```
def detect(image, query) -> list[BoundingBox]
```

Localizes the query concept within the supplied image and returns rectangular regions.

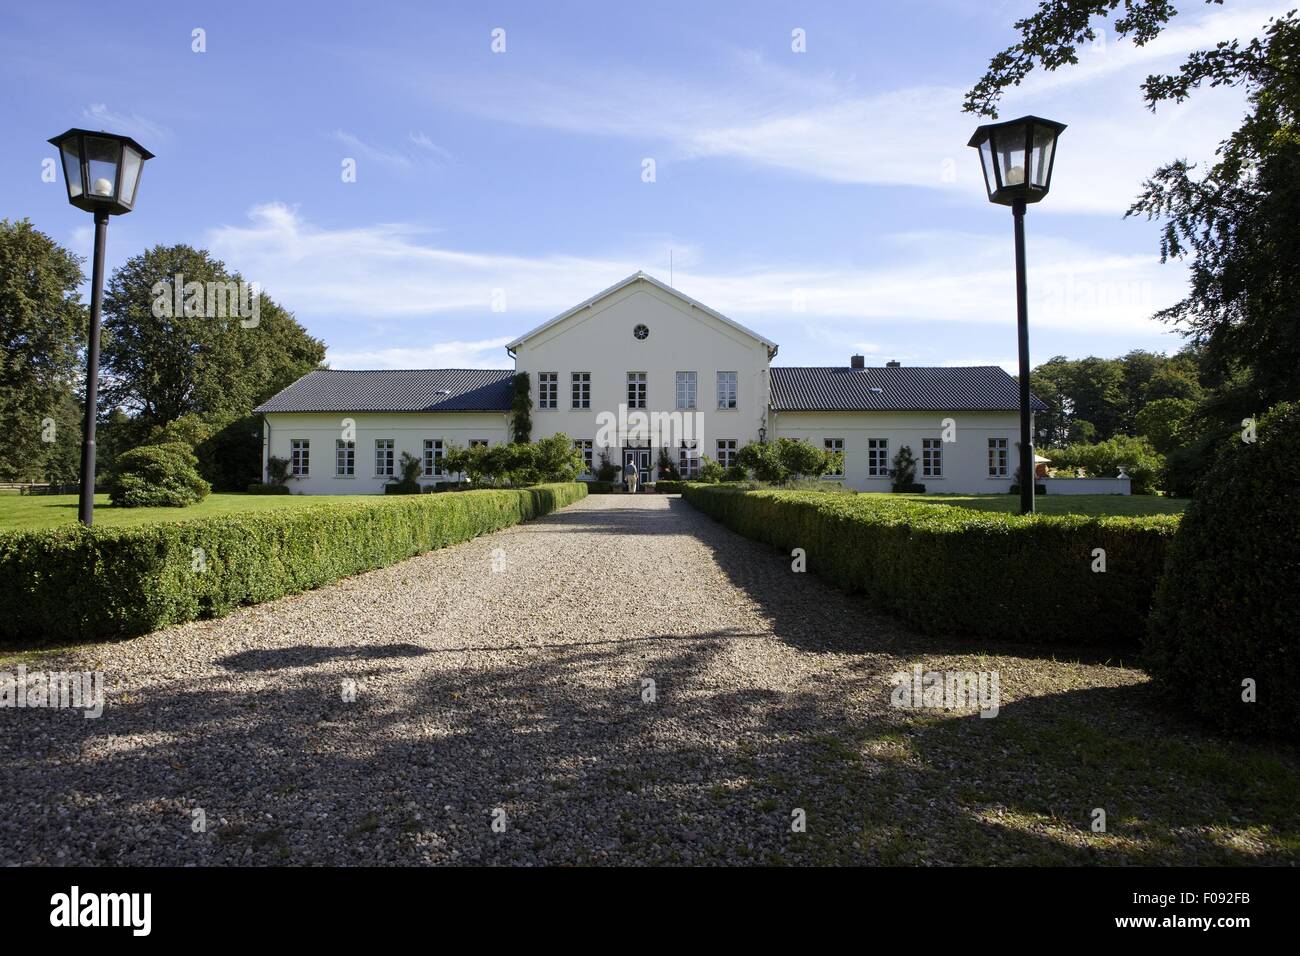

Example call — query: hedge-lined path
[2,493,1297,865]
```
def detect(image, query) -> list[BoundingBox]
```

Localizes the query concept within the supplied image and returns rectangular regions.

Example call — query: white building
[256,273,1039,494]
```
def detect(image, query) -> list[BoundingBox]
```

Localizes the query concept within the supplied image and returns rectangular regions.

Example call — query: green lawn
[890,493,1189,517]
[0,491,379,531]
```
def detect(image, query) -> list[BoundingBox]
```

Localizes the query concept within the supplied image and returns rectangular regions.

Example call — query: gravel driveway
[2,494,1293,865]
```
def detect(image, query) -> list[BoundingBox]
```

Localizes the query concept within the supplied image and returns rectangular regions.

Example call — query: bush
[385,451,424,494]
[681,484,1177,645]
[246,483,290,495]
[654,480,689,494]
[0,482,588,643]
[889,445,919,493]
[595,450,620,482]
[697,456,725,483]
[1044,436,1164,494]
[1144,402,1300,737]
[107,442,211,508]
[583,480,616,494]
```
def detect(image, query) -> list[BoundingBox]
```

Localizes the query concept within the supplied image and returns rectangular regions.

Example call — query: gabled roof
[505,271,779,356]
[255,368,514,413]
[770,366,1047,413]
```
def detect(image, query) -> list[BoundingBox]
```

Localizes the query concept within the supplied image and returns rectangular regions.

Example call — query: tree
[969,3,1300,431]
[889,445,919,492]
[533,434,585,482]
[1135,397,1198,455]
[737,441,787,482]
[0,220,85,481]
[102,244,324,426]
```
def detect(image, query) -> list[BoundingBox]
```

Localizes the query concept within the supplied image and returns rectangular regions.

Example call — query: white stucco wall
[772,410,1026,494]
[262,412,510,495]
[513,282,771,474]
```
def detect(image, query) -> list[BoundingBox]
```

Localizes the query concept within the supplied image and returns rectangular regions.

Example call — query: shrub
[656,447,681,481]
[1144,402,1300,737]
[107,442,211,508]
[0,482,588,643]
[1044,436,1164,494]
[583,480,616,494]
[246,483,290,495]
[654,480,689,494]
[737,442,787,482]
[889,445,918,493]
[533,433,585,483]
[595,450,620,482]
[681,484,1177,645]
[384,451,424,494]
[697,456,725,483]
[266,455,290,486]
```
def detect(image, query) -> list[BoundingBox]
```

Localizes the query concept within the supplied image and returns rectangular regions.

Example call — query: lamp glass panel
[978,138,997,196]
[1031,124,1056,189]
[119,146,143,206]
[59,139,83,198]
[994,124,1028,190]
[84,136,122,200]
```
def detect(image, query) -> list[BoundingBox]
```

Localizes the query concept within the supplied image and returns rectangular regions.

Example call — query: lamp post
[967,115,1065,515]
[48,129,153,525]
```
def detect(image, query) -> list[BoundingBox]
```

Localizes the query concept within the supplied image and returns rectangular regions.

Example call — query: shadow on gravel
[219,643,431,672]
[4,629,1296,867]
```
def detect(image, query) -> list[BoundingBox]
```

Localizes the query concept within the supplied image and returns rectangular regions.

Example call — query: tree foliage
[0,220,85,481]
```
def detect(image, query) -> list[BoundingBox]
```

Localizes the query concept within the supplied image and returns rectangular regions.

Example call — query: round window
[633,324,649,340]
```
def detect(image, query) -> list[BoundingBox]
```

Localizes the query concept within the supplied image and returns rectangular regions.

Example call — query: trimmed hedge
[1145,402,1300,737]
[583,481,616,494]
[246,483,291,495]
[0,483,587,644]
[681,484,1177,645]
[654,480,689,494]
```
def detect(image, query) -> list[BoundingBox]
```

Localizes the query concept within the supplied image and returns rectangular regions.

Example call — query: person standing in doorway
[623,455,639,494]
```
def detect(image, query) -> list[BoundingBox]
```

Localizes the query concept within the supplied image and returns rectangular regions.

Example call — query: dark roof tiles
[770,365,1046,412]
[255,368,515,413]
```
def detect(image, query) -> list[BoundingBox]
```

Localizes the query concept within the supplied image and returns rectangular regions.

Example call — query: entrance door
[623,446,652,487]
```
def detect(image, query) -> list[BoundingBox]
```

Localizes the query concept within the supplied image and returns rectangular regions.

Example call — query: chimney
[850,355,865,369]
[886,360,901,368]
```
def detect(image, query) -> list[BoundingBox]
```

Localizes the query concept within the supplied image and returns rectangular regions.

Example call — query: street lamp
[48,129,153,525]
[968,115,1065,515]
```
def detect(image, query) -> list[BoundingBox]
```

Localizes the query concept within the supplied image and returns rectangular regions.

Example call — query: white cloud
[205,204,1185,352]
[82,103,168,142]
[419,1,1286,215]
[332,130,450,171]
[327,338,512,370]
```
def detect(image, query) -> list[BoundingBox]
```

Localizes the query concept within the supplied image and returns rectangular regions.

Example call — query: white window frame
[675,371,697,410]
[679,440,699,478]
[290,439,310,477]
[424,439,444,477]
[824,438,844,477]
[716,371,738,410]
[571,372,591,410]
[716,439,738,471]
[538,372,558,410]
[375,438,395,477]
[627,372,647,409]
[867,438,888,478]
[335,439,354,477]
[988,438,1009,477]
[574,439,594,475]
[922,438,943,478]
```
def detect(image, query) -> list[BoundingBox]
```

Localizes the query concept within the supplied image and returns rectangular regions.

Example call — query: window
[824,438,844,477]
[574,439,593,474]
[469,439,489,449]
[922,438,943,478]
[867,438,889,477]
[424,439,444,477]
[716,439,738,470]
[717,371,738,409]
[375,439,395,477]
[571,372,590,409]
[627,372,647,409]
[676,371,697,410]
[538,372,558,409]
[988,438,1009,477]
[335,440,354,477]
[679,440,699,478]
[290,439,310,476]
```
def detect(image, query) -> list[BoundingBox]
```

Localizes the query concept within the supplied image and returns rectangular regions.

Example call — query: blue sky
[3,0,1287,371]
